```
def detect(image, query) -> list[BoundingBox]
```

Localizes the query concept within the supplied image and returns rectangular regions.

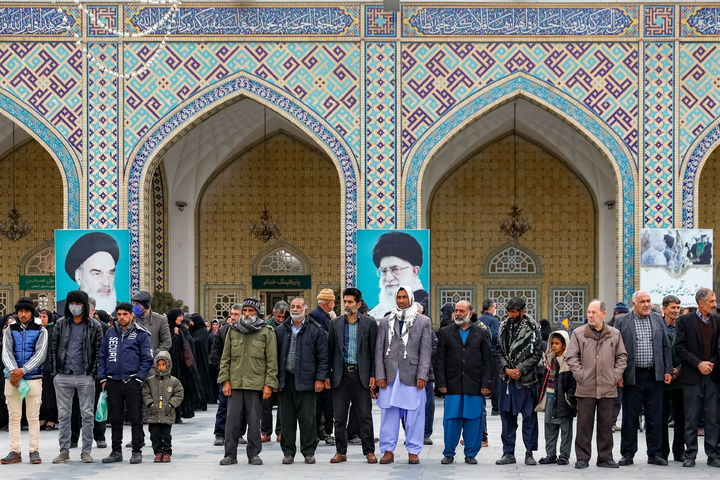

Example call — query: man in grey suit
[326,287,378,464]
[375,286,432,465]
[614,290,672,466]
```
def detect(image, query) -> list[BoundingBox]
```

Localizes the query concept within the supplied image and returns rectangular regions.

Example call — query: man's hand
[101,381,106,391]
[262,385,272,400]
[416,379,427,390]
[699,361,714,375]
[505,367,521,381]
[439,387,447,394]
[222,381,232,397]
[369,377,375,390]
[314,380,325,393]
[617,377,623,387]
[10,368,23,387]
[481,388,491,396]
[376,379,387,389]
[664,373,672,384]
[325,379,331,390]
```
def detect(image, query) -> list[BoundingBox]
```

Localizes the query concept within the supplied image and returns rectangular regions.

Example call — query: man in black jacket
[326,288,377,464]
[436,300,491,465]
[50,290,104,464]
[275,297,328,465]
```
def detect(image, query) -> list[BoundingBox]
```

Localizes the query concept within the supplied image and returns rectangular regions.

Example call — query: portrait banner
[639,228,713,305]
[356,229,430,319]
[55,229,130,313]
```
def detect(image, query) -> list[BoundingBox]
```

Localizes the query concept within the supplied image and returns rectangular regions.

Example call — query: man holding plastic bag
[1,298,48,465]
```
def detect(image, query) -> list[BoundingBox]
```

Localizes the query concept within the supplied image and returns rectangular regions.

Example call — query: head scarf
[386,286,418,359]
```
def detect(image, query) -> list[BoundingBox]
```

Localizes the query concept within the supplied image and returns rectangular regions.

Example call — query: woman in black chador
[188,313,217,406]
[166,309,203,421]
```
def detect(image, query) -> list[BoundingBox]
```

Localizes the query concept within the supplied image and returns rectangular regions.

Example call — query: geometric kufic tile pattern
[124,42,360,166]
[643,43,674,227]
[87,5,118,38]
[152,165,165,292]
[0,42,83,156]
[679,44,720,164]
[87,43,119,228]
[401,43,639,163]
[365,43,396,228]
[644,5,675,37]
[365,6,396,38]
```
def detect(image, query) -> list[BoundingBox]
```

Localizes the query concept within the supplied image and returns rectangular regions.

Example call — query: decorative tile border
[0,6,80,36]
[366,5,396,37]
[682,120,720,227]
[644,5,675,37]
[682,7,720,36]
[87,5,118,38]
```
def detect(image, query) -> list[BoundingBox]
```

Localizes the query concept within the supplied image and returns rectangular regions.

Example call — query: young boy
[535,330,576,465]
[142,351,184,463]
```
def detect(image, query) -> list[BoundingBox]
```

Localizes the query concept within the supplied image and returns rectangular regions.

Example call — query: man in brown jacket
[566,300,627,469]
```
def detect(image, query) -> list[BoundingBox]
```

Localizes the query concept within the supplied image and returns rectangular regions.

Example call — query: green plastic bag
[3,368,29,402]
[95,391,108,422]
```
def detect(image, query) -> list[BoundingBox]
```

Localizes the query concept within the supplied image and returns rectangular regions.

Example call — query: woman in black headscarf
[166,309,203,421]
[189,313,216,405]
[39,309,57,430]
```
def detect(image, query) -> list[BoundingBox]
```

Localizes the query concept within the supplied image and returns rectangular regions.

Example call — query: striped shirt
[344,319,359,365]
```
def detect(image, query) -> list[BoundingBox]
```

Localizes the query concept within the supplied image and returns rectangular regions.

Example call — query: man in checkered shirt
[613,291,672,467]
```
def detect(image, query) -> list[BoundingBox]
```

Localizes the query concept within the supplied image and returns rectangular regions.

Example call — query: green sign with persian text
[252,275,311,290]
[19,275,55,290]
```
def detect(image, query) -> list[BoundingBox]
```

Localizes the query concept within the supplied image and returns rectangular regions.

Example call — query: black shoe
[129,452,142,464]
[70,442,78,449]
[538,455,557,464]
[597,460,620,468]
[674,454,685,462]
[125,441,145,448]
[647,456,668,466]
[708,458,720,467]
[465,456,477,465]
[214,436,225,446]
[683,458,695,467]
[102,451,123,463]
[525,451,537,465]
[496,454,516,465]
[219,456,237,465]
[575,460,589,469]
[557,456,569,465]
[325,436,335,446]
[282,455,294,464]
[348,437,362,445]
[491,409,500,416]
[618,455,634,466]
[29,451,42,464]
[304,455,316,464]
[248,456,263,465]
[441,456,454,464]
[96,440,107,449]
[238,436,247,445]
[424,436,433,445]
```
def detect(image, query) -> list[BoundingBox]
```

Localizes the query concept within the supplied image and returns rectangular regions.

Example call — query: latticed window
[553,289,585,324]
[213,292,239,320]
[0,290,8,315]
[28,292,55,312]
[488,289,537,318]
[25,246,55,275]
[488,246,536,274]
[258,249,304,274]
[440,289,472,307]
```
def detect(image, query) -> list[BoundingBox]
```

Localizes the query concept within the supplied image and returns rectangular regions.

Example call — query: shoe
[80,452,93,463]
[261,434,271,443]
[214,435,225,446]
[317,431,327,441]
[238,436,247,445]
[525,451,537,465]
[539,455,557,464]
[282,455,294,464]
[482,439,489,447]
[708,458,720,467]
[491,409,500,416]
[330,453,347,463]
[304,455,315,464]
[647,456,668,466]
[325,436,336,446]
[674,454,685,462]
[102,451,123,463]
[70,442,78,449]
[349,437,362,445]
[575,459,589,468]
[248,455,263,465]
[597,460,620,468]
[53,452,70,464]
[366,453,378,463]
[496,454,516,465]
[441,456,454,464]
[612,424,621,432]
[557,456,569,465]
[683,458,695,467]
[175,418,183,424]
[460,439,465,445]
[96,440,107,449]
[154,454,163,463]
[465,456,477,464]
[219,456,237,465]
[424,436,433,445]
[618,455,634,466]
[125,441,145,448]
[29,451,42,464]
[408,454,419,464]
[162,454,171,463]
[379,451,394,464]
[129,452,142,464]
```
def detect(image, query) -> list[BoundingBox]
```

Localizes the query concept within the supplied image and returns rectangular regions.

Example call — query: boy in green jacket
[142,351,184,463]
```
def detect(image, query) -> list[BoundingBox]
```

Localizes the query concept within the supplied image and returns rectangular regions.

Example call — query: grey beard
[290,312,304,321]
[453,314,470,325]
[344,307,358,315]
[242,315,256,324]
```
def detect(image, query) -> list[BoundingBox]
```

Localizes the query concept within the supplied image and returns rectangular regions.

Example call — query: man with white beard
[436,300,492,465]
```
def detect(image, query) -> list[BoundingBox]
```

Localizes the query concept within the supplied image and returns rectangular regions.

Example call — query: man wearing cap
[130,291,171,357]
[62,232,120,313]
[1,298,48,465]
[309,288,336,445]
[369,232,428,319]
[218,298,278,466]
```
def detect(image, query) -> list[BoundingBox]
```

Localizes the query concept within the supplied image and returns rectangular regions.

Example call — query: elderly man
[218,298,278,466]
[309,289,335,445]
[660,294,684,463]
[275,297,328,464]
[1,298,48,465]
[210,304,243,447]
[675,287,720,467]
[495,297,544,466]
[375,286,432,465]
[62,232,119,313]
[437,300,492,465]
[369,232,428,318]
[565,300,627,469]
[261,301,288,442]
[614,290,672,466]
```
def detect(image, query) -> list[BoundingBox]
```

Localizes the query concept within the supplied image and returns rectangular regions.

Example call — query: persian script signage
[19,276,56,291]
[252,275,312,290]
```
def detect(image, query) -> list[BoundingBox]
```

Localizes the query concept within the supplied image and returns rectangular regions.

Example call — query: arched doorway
[697,146,720,292]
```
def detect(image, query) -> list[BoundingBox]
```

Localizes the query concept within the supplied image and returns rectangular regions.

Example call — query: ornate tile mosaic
[644,5,675,37]
[87,5,118,38]
[365,6,396,37]
[643,43,674,227]
[87,43,119,228]
[0,42,83,156]
[401,43,639,162]
[124,5,360,36]
[402,6,639,37]
[123,42,360,166]
[0,6,80,36]
[152,166,165,292]
[365,43,396,228]
[681,7,720,36]
[682,122,720,227]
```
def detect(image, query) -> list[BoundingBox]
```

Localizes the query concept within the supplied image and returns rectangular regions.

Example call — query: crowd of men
[2,284,720,470]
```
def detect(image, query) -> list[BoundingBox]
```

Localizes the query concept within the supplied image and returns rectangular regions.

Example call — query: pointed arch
[251,240,312,276]
[679,117,720,228]
[482,240,543,277]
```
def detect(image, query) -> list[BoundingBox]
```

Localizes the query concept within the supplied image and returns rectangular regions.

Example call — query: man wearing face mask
[436,300,492,465]
[50,290,104,464]
[130,291,171,358]
[218,298,278,466]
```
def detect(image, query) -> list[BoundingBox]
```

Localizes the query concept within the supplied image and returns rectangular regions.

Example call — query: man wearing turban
[62,232,120,313]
